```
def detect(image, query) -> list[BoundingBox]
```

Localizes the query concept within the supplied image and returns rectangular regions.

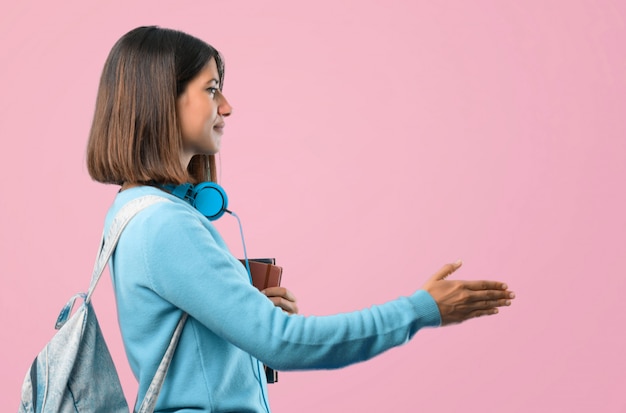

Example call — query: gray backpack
[19,195,186,413]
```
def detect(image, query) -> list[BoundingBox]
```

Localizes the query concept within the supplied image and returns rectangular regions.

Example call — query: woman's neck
[120,182,141,192]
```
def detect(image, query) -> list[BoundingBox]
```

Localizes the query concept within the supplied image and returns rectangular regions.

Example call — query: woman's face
[176,57,232,166]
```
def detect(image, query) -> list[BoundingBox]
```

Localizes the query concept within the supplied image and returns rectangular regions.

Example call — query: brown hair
[86,26,224,185]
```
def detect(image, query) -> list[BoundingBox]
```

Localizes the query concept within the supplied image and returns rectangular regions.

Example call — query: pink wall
[2,1,625,411]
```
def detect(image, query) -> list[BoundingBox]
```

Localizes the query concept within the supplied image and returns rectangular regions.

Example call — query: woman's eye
[206,87,218,97]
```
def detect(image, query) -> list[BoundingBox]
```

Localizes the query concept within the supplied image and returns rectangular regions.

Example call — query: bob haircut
[87,26,224,185]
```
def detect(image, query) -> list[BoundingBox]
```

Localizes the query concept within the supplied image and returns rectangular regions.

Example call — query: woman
[87,26,514,412]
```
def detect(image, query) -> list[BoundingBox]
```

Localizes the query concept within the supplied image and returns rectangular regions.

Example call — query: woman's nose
[218,94,232,117]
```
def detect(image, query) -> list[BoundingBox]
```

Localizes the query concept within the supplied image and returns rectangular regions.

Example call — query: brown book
[245,259,282,291]
[239,258,282,384]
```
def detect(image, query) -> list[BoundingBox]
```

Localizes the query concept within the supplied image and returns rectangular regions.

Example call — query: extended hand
[422,261,514,326]
[262,287,299,315]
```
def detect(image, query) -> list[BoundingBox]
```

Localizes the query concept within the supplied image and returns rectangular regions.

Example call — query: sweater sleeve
[125,201,441,371]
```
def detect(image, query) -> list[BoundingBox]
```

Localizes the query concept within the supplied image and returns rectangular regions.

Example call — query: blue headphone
[162,182,229,221]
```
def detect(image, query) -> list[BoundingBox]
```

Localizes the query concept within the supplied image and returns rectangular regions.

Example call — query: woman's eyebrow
[206,78,220,85]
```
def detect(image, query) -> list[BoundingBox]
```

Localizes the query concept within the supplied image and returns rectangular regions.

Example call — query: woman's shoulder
[104,186,204,234]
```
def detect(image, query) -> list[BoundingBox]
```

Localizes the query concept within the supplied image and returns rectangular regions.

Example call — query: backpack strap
[85,195,168,303]
[136,312,189,413]
[84,194,189,412]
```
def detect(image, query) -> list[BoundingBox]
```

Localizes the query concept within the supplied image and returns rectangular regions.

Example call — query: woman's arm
[121,201,511,371]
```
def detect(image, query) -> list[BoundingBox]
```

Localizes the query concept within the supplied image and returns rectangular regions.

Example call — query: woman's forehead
[197,58,220,83]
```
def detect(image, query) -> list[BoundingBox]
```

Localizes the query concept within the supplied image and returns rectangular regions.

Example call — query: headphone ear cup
[191,182,229,221]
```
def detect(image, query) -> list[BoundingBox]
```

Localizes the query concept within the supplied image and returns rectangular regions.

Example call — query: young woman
[87,26,514,412]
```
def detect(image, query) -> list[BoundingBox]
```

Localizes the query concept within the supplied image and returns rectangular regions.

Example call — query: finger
[467,307,500,320]
[430,260,463,282]
[467,290,515,303]
[262,287,297,303]
[469,298,512,310]
[268,297,299,314]
[464,280,509,291]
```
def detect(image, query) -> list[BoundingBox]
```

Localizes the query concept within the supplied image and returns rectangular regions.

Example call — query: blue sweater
[104,186,442,412]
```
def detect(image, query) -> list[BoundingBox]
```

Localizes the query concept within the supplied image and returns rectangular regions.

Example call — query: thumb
[430,260,463,281]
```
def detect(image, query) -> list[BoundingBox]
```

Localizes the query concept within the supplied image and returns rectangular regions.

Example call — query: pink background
[1,1,625,412]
